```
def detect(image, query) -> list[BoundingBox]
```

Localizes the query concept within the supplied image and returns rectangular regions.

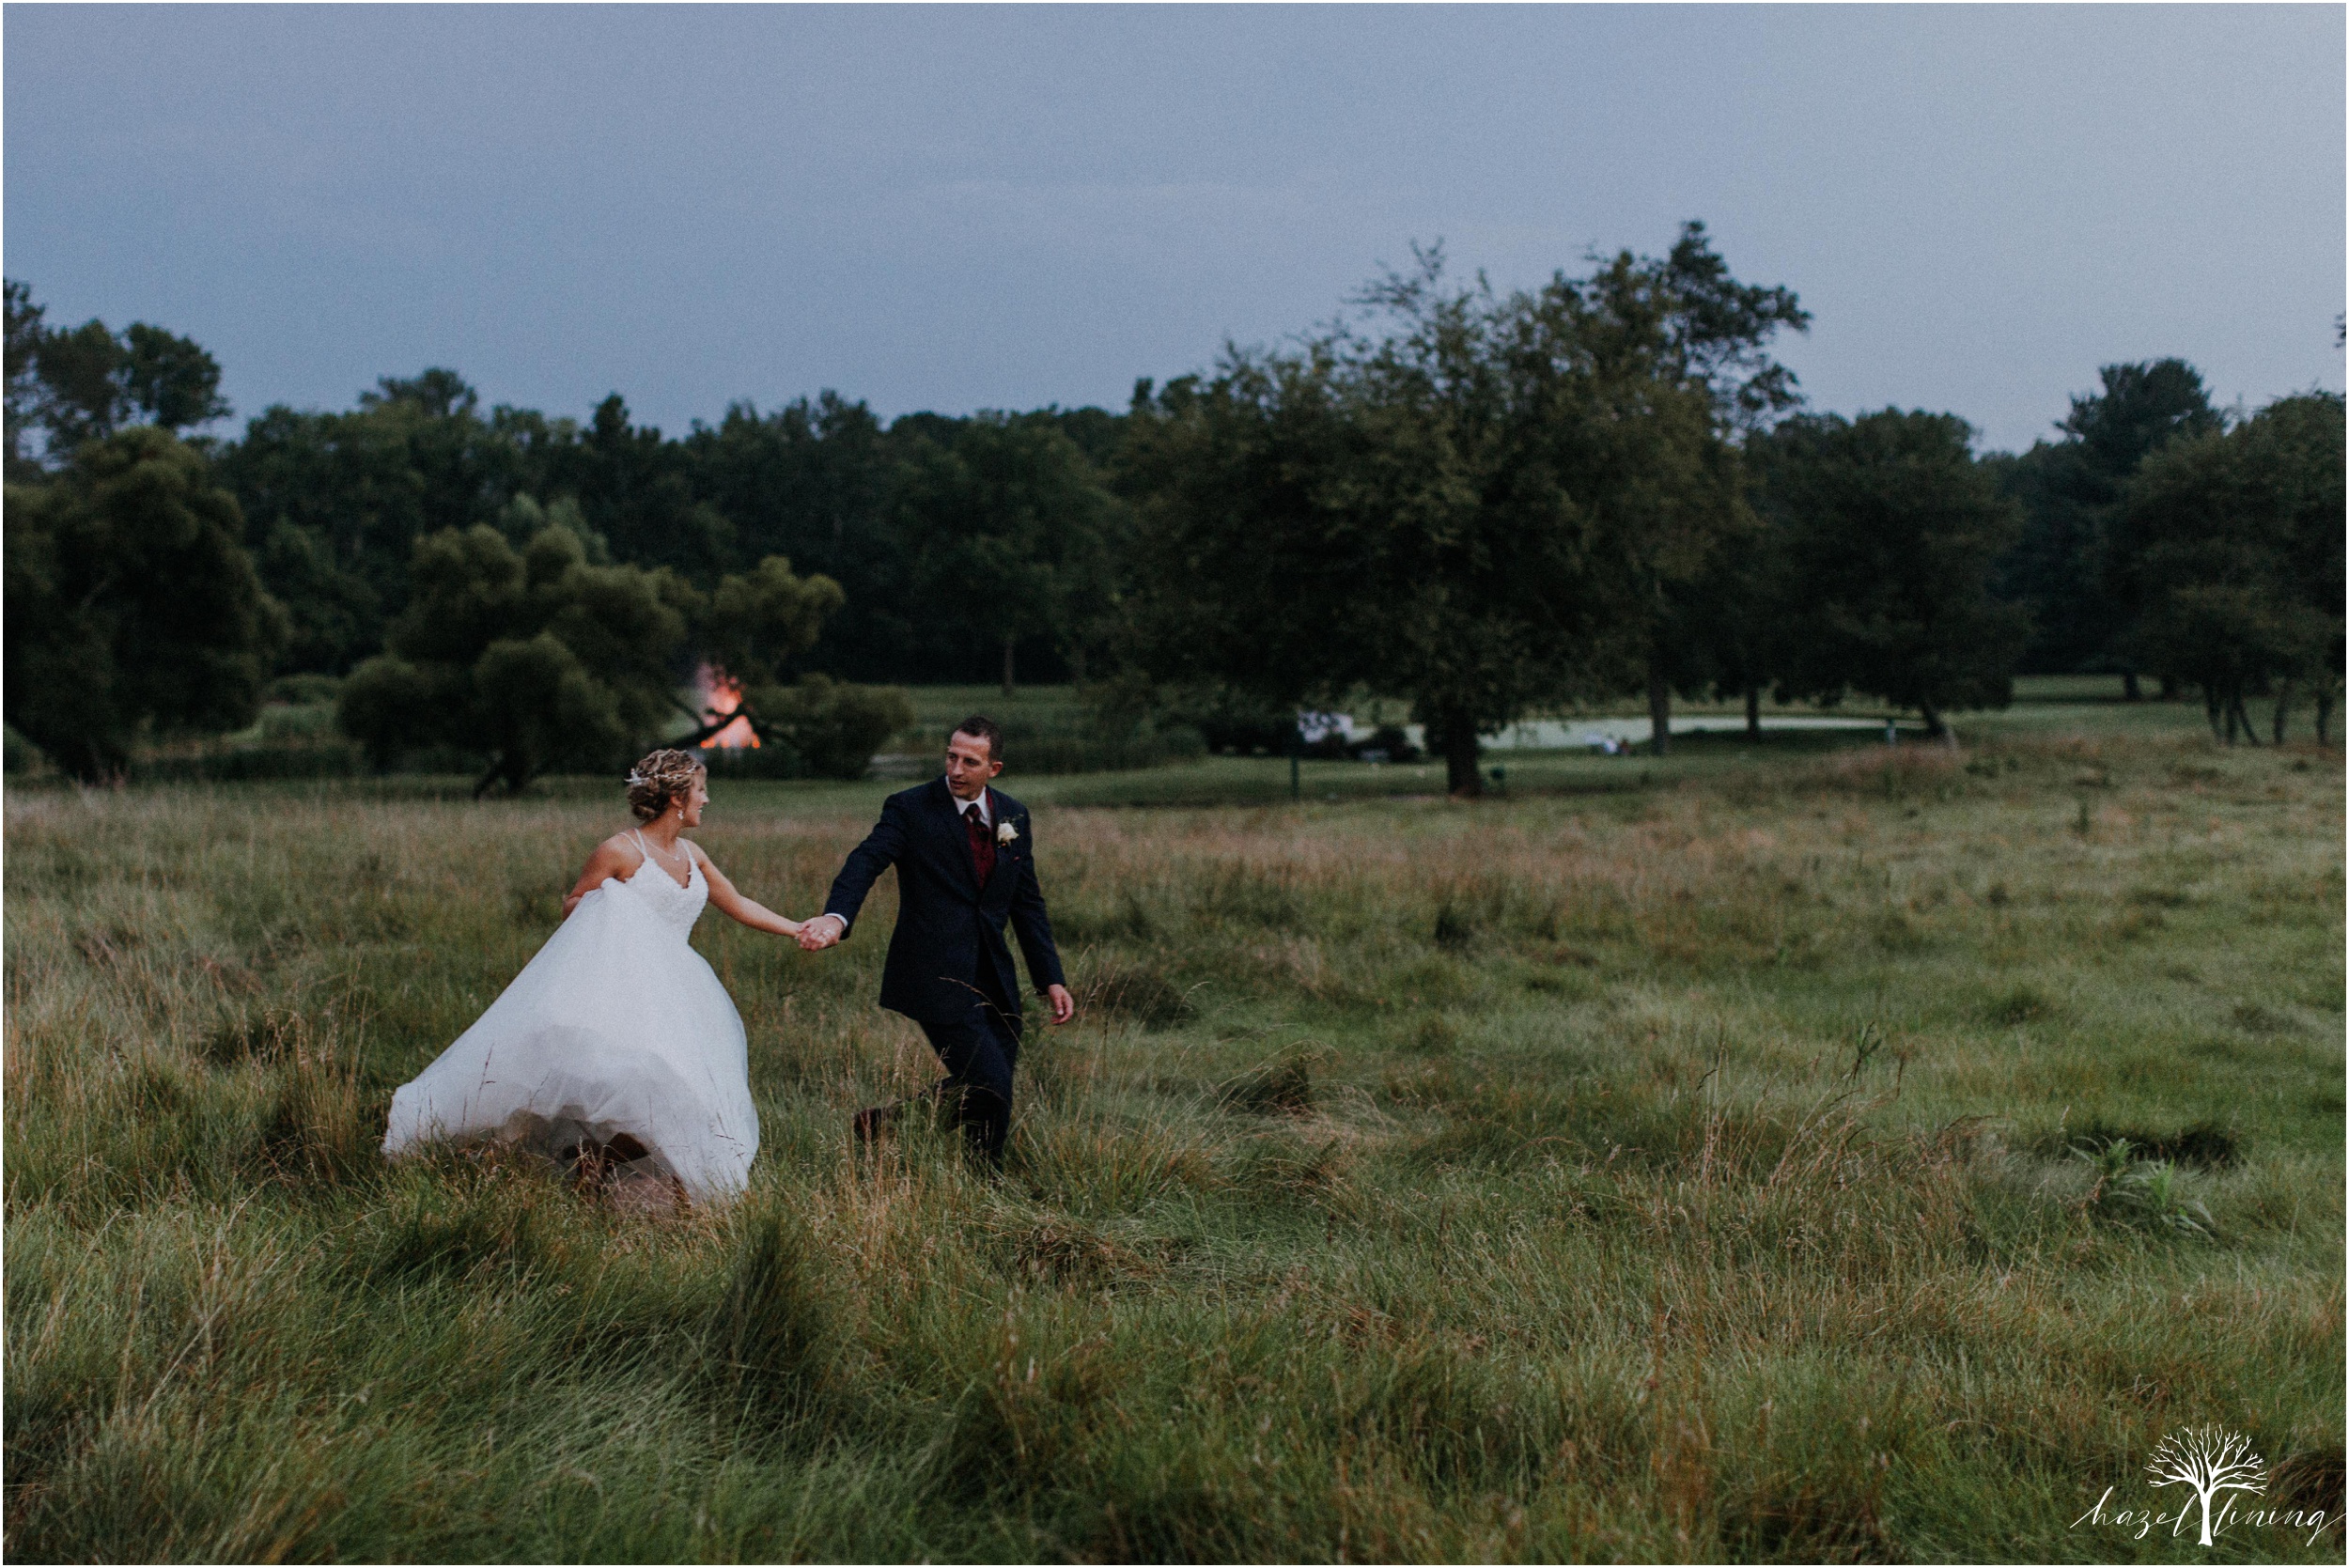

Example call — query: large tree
[336,520,880,791]
[1757,410,2029,738]
[1121,226,1802,794]
[1,286,231,463]
[5,427,284,779]
[694,551,911,777]
[1993,359,2221,684]
[1119,355,1377,744]
[554,394,735,583]
[220,370,558,674]
[895,411,1121,692]
[6,282,47,477]
[1124,261,1609,796]
[336,523,702,794]
[1651,499,1788,737]
[683,393,912,679]
[211,358,1135,690]
[1563,228,1809,754]
[2114,392,2344,743]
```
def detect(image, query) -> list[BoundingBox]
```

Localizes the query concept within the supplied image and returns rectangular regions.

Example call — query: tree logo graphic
[2146,1426,2268,1546]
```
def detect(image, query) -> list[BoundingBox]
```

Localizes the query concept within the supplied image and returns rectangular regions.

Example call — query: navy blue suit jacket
[820,778,1066,1026]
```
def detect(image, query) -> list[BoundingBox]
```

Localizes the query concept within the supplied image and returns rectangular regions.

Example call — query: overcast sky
[6,4,2341,454]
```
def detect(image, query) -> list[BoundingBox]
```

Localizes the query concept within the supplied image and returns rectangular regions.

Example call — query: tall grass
[5,731,2341,1560]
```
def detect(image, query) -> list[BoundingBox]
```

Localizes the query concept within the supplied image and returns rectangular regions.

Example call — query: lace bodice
[618,835,708,939]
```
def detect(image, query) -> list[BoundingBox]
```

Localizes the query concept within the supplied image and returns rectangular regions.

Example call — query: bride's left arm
[693,846,802,937]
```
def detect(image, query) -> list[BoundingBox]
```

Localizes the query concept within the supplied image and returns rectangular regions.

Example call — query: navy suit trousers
[918,995,1020,1166]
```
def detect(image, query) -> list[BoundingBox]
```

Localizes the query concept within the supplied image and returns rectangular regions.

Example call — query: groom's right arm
[808,793,911,945]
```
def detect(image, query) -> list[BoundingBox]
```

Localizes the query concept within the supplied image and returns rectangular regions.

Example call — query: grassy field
[5,712,2342,1560]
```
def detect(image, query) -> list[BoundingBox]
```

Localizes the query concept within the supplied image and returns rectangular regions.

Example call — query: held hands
[790,918,1070,1023]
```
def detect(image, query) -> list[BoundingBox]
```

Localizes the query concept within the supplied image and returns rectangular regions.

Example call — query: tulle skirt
[382,877,758,1201]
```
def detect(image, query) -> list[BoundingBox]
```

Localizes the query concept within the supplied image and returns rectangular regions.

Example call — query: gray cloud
[7,4,2339,452]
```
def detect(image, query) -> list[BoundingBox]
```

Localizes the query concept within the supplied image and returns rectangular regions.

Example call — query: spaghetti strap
[630,828,694,890]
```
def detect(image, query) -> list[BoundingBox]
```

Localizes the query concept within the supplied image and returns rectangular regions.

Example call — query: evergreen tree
[1995,359,2220,682]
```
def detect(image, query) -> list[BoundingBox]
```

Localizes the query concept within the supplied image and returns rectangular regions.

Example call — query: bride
[382,749,803,1206]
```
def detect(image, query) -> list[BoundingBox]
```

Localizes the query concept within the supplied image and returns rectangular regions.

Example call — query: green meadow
[5,694,2341,1561]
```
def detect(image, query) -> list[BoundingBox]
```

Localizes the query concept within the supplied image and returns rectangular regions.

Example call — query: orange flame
[695,664,760,749]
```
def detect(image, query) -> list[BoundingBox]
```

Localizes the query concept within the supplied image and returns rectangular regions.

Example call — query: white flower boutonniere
[996,819,1019,847]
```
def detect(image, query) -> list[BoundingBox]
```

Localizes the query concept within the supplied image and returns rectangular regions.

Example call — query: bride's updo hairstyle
[626,748,705,822]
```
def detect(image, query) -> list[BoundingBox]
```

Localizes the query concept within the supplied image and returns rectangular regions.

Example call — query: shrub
[1008,725,1206,776]
[1101,681,1296,756]
[5,722,47,775]
[264,673,343,706]
[133,738,365,783]
[746,675,914,780]
[1350,722,1421,762]
[335,654,440,771]
[884,683,1210,776]
[256,702,337,740]
[2027,1117,2242,1169]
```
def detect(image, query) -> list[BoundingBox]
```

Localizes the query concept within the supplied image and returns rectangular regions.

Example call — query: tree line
[5,232,2340,789]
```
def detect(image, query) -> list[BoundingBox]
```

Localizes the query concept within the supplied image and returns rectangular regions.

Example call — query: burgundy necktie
[965,799,996,885]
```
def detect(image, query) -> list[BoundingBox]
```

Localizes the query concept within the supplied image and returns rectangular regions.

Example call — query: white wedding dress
[382,835,759,1202]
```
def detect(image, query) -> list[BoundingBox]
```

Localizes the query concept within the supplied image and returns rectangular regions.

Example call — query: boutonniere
[996,819,1019,846]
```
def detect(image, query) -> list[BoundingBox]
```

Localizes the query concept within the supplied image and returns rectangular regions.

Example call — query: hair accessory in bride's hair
[625,749,704,823]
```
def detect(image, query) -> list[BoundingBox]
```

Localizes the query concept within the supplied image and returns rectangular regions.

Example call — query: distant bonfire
[693,665,759,749]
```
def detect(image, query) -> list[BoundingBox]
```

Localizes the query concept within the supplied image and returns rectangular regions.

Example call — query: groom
[798,715,1073,1167]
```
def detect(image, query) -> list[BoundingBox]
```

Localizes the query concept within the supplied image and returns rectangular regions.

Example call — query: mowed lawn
[4,722,2341,1561]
